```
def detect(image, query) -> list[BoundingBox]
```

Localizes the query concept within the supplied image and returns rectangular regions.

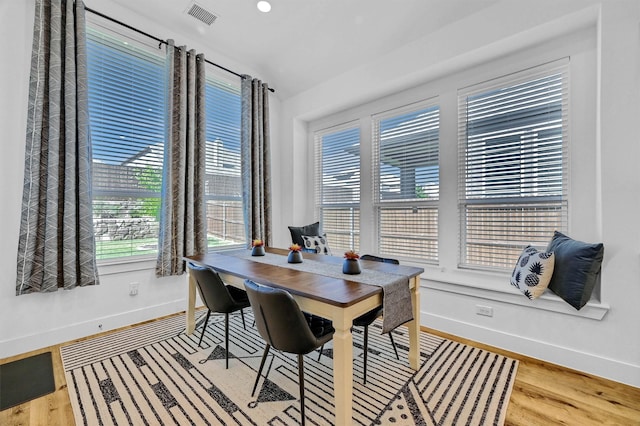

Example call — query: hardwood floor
[2,316,639,426]
[425,328,640,426]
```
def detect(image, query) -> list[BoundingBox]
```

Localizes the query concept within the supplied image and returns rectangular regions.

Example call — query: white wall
[0,0,280,358]
[280,0,640,387]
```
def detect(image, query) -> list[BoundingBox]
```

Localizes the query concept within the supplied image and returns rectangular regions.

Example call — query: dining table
[184,247,424,426]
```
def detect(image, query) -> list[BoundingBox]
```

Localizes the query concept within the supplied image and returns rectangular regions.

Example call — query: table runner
[226,250,413,333]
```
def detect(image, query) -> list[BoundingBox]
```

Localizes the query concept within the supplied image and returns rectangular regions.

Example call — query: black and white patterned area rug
[60,311,518,425]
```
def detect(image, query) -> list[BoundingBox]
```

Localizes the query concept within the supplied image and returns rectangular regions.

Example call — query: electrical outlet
[129,282,139,296]
[476,305,493,317]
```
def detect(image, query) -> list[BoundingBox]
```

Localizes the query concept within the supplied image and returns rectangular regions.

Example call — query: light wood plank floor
[2,314,639,426]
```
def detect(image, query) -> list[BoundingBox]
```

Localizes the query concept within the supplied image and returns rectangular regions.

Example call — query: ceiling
[105,0,499,99]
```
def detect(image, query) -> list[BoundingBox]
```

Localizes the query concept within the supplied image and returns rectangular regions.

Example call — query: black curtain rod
[85,6,274,93]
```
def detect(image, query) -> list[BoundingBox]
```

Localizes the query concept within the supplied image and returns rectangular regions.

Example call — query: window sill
[98,256,157,276]
[96,245,247,276]
[420,265,609,320]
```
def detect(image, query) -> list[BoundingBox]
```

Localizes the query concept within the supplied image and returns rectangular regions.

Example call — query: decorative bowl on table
[251,239,265,256]
[287,244,303,263]
[342,250,361,274]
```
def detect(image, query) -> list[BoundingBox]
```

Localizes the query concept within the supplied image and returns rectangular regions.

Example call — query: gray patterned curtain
[241,76,272,246]
[156,41,207,277]
[16,0,98,295]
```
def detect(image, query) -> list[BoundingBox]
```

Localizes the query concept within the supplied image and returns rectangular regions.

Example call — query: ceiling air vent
[186,2,218,26]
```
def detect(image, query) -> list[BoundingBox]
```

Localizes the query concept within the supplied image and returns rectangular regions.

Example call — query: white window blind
[203,77,245,248]
[458,60,569,270]
[372,101,439,262]
[314,124,360,253]
[88,27,166,260]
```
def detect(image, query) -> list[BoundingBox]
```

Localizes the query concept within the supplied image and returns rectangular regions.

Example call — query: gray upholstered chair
[244,279,334,426]
[355,254,401,384]
[187,263,251,369]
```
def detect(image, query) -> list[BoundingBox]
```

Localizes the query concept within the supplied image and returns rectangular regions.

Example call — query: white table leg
[408,276,420,369]
[332,320,353,426]
[186,271,197,334]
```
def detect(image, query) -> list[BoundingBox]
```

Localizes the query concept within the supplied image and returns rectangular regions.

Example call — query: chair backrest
[188,263,239,313]
[244,279,322,355]
[360,254,400,265]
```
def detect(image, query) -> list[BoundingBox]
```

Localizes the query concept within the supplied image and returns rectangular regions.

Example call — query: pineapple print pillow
[510,246,555,299]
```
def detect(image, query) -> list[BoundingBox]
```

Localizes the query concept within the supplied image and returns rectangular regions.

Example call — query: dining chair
[244,279,334,426]
[355,254,401,384]
[187,263,251,369]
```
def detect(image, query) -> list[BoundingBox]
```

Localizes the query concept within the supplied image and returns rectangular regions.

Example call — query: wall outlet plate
[476,305,493,317]
[129,282,139,296]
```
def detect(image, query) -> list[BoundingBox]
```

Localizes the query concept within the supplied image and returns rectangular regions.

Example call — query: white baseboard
[421,311,640,389]
[0,299,187,359]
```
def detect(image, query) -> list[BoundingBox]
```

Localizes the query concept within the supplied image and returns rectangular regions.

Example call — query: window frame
[202,72,246,251]
[87,23,167,263]
[372,99,440,263]
[87,17,246,266]
[313,122,361,253]
[457,59,570,272]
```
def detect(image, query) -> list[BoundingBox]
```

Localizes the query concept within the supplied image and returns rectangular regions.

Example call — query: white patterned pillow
[301,234,332,255]
[510,246,555,299]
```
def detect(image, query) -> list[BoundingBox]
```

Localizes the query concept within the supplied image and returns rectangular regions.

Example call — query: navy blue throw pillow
[546,231,604,310]
[288,222,320,247]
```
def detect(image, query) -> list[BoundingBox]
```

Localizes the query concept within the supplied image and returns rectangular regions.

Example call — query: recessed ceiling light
[257,1,271,13]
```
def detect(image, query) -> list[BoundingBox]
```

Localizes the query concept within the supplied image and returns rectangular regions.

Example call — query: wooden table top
[185,247,423,308]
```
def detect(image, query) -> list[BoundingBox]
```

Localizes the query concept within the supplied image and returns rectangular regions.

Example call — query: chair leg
[388,331,400,360]
[363,325,369,384]
[225,313,230,369]
[298,354,306,426]
[198,310,212,348]
[240,309,247,330]
[252,344,271,397]
[317,344,325,361]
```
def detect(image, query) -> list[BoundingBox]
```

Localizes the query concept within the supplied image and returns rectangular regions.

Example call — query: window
[458,60,568,270]
[203,78,244,248]
[88,26,245,261]
[373,102,440,262]
[314,124,360,253]
[88,28,165,260]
